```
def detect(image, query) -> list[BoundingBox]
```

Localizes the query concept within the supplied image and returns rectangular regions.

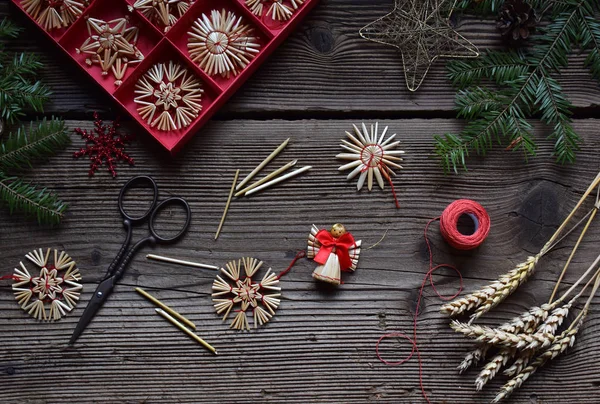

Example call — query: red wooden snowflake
[74,112,135,177]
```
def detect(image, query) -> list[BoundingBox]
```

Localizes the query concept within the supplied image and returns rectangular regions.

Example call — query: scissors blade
[69,276,116,345]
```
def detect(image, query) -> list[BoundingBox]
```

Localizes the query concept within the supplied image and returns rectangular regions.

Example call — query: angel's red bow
[314,229,356,271]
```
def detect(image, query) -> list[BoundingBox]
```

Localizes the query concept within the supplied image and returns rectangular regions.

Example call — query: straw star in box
[307,224,361,285]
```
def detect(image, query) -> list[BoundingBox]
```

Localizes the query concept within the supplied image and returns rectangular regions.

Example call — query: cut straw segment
[245,166,312,196]
[135,287,196,330]
[155,308,217,355]
[235,159,298,197]
[236,138,290,190]
[146,254,218,270]
[216,169,239,240]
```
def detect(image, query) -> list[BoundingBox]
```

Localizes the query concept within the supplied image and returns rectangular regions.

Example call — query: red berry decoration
[74,112,135,177]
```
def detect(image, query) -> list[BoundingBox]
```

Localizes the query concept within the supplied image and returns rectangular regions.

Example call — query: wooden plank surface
[1,119,600,403]
[1,0,600,403]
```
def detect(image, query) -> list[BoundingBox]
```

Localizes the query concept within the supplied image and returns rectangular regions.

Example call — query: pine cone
[497,0,537,43]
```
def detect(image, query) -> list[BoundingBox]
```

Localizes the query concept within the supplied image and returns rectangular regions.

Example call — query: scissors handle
[118,175,159,223]
[148,197,192,243]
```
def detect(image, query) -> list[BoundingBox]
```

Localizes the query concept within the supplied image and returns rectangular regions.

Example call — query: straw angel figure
[307,223,361,285]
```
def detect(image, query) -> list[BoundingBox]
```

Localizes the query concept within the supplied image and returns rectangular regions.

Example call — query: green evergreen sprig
[0,18,69,225]
[0,118,70,225]
[435,0,600,173]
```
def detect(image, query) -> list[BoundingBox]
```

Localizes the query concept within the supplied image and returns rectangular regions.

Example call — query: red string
[376,217,467,403]
[381,168,401,209]
[0,275,17,281]
[277,250,306,279]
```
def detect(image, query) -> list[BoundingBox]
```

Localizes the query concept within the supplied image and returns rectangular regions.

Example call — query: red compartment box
[12,0,319,154]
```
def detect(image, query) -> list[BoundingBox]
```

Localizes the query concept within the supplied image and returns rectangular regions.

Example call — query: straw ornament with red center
[21,0,90,31]
[73,112,135,177]
[8,248,83,321]
[134,61,204,131]
[187,9,261,78]
[76,17,144,86]
[337,122,405,207]
[307,224,361,286]
[132,0,193,33]
[245,0,304,21]
[212,257,282,331]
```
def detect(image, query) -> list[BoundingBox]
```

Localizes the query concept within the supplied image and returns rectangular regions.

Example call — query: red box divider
[12,0,320,154]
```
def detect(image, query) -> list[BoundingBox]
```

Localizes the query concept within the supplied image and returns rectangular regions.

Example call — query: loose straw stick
[549,206,598,303]
[215,169,239,240]
[245,166,312,196]
[146,254,219,270]
[155,308,218,355]
[235,138,290,191]
[235,160,298,197]
[135,287,197,330]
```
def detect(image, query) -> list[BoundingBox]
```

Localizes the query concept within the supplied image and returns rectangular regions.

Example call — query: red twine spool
[439,199,490,250]
[376,199,490,403]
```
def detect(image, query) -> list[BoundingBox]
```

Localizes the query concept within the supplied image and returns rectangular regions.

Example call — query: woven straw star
[360,0,478,91]
[212,257,281,331]
[12,248,83,321]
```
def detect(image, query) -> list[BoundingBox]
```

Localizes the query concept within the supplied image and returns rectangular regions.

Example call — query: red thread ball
[439,199,490,250]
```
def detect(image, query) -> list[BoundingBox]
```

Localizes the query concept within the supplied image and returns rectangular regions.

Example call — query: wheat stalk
[450,321,555,350]
[492,326,580,402]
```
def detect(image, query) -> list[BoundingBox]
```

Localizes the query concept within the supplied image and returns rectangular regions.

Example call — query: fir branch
[0,118,70,171]
[0,18,21,39]
[436,0,597,172]
[448,50,530,88]
[580,14,600,80]
[0,173,67,225]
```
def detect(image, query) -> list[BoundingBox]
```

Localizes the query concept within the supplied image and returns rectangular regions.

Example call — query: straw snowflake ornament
[132,0,194,33]
[187,9,261,78]
[11,248,83,321]
[212,257,281,331]
[21,0,90,31]
[246,0,304,21]
[76,17,144,86]
[134,61,204,131]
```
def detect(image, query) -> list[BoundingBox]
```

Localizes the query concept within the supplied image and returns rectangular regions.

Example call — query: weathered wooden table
[1,1,599,403]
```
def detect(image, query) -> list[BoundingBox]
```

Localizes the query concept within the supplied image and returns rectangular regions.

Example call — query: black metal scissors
[70,176,191,345]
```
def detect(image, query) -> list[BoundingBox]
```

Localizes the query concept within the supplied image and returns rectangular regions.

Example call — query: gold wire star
[360,0,478,92]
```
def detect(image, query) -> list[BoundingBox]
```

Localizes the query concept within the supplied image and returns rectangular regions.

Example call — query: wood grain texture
[1,119,600,403]
[2,0,600,118]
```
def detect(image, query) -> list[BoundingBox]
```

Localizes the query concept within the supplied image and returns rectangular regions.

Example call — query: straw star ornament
[246,0,304,21]
[132,0,193,33]
[360,0,478,91]
[337,122,405,208]
[76,17,144,86]
[11,249,83,321]
[212,257,281,331]
[134,61,204,131]
[21,0,90,31]
[188,9,261,79]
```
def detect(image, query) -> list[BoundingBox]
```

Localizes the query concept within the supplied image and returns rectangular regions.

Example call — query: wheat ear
[475,349,516,390]
[450,321,555,350]
[492,326,580,402]
[441,256,540,319]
